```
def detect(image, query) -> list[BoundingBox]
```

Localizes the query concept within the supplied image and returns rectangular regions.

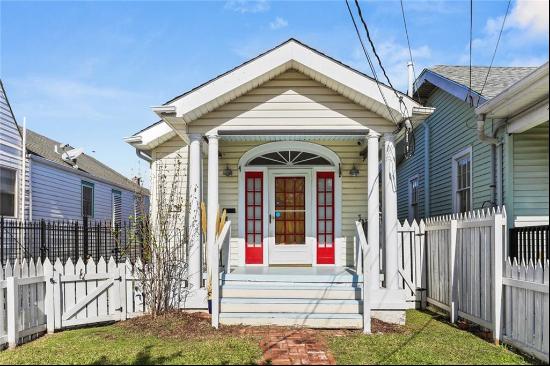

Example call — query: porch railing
[211,220,231,329]
[355,221,371,334]
[509,225,549,262]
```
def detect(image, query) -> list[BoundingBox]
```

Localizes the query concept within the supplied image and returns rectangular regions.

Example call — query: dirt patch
[117,311,253,341]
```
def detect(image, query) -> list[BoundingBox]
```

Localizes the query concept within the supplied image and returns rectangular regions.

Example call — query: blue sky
[1,0,548,187]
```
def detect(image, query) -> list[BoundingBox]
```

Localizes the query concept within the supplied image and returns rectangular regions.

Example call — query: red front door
[316,171,335,264]
[245,171,263,264]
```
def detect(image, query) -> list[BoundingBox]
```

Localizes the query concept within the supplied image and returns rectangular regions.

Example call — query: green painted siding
[397,124,425,221]
[397,88,495,220]
[512,122,549,217]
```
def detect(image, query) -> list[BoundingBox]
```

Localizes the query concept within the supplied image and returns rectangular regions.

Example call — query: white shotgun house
[126,39,434,328]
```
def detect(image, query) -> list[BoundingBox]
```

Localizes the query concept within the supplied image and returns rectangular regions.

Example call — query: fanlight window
[247,150,332,166]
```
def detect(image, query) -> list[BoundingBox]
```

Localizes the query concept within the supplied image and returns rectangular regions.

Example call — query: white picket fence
[0,256,145,349]
[397,220,427,305]
[422,207,549,362]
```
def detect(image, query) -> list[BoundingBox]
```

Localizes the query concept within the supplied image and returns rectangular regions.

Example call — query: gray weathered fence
[422,207,549,362]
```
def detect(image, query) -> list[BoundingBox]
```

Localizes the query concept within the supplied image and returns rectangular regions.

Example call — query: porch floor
[226,266,361,283]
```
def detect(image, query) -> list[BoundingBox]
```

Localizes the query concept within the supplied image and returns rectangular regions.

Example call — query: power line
[400,0,416,81]
[344,0,398,124]
[478,0,512,102]
[467,0,474,107]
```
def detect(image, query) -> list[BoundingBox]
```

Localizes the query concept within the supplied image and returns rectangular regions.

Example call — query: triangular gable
[158,39,425,125]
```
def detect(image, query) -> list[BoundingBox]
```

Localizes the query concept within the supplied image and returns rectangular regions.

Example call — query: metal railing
[509,225,549,263]
[0,216,157,265]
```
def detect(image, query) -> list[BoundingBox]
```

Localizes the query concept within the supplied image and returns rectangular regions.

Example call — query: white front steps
[218,267,364,329]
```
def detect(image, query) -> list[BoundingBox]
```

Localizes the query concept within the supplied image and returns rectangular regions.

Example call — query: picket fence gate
[422,207,549,363]
[1,256,145,349]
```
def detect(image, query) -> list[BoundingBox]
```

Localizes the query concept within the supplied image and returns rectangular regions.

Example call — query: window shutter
[112,191,122,224]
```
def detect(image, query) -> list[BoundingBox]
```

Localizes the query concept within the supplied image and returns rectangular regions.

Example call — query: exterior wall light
[223,164,233,177]
[349,164,360,177]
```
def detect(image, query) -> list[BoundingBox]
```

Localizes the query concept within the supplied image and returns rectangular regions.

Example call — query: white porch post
[383,133,399,289]
[206,134,219,272]
[367,131,380,289]
[188,134,202,292]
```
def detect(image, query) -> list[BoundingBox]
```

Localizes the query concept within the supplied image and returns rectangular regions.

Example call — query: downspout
[477,115,507,207]
[423,124,430,217]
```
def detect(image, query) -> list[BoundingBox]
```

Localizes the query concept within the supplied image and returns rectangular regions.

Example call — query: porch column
[383,133,399,289]
[206,134,219,273]
[188,134,202,292]
[367,131,380,289]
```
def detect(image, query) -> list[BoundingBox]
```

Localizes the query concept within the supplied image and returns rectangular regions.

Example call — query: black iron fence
[509,225,549,263]
[0,217,154,265]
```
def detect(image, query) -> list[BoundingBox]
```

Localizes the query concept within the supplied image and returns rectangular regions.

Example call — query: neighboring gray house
[396,63,549,231]
[0,80,149,223]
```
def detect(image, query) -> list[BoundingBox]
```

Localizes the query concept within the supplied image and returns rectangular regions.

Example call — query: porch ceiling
[218,128,369,142]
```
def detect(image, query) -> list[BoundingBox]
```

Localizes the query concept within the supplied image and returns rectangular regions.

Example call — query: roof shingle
[428,65,538,99]
[25,129,148,195]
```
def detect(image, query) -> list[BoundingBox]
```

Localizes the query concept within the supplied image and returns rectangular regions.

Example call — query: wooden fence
[0,256,145,349]
[397,220,426,305]
[422,207,549,362]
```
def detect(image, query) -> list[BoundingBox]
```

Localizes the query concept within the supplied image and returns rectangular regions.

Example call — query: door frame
[268,169,313,266]
[237,142,343,267]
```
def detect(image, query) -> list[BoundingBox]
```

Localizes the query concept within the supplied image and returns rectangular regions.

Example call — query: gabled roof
[415,65,538,105]
[129,39,433,150]
[161,39,426,125]
[27,129,148,195]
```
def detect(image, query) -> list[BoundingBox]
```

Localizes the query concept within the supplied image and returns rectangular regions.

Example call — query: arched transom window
[247,150,333,166]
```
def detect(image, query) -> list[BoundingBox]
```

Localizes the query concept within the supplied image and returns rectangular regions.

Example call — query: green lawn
[0,323,262,365]
[0,310,535,365]
[328,310,534,365]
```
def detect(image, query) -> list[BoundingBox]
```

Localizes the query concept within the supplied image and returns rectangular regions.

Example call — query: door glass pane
[274,177,306,245]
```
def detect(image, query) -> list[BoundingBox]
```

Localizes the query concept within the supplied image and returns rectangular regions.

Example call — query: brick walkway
[253,328,336,365]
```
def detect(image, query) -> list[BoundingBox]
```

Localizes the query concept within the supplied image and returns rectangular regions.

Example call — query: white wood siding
[0,83,23,219]
[512,122,549,217]
[187,70,394,135]
[29,158,138,222]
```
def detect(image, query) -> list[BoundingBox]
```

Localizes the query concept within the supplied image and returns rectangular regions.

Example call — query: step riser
[221,288,362,300]
[221,302,362,314]
[220,317,363,329]
[222,280,361,287]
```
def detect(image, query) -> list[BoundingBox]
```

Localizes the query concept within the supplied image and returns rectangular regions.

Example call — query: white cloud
[508,0,549,35]
[269,17,288,30]
[224,0,269,14]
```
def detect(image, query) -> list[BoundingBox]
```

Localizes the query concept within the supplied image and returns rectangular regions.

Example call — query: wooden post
[119,264,127,321]
[53,259,64,330]
[44,259,55,334]
[7,276,19,348]
[492,212,504,344]
[449,219,458,323]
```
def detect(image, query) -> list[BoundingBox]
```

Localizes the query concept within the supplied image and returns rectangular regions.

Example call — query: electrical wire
[345,0,398,124]
[478,0,512,104]
[467,0,474,107]
[400,0,416,81]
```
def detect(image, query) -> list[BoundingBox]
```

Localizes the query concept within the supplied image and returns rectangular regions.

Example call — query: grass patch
[327,310,534,365]
[0,313,262,365]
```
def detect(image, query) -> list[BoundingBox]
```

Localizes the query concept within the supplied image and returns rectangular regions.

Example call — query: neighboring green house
[396,63,549,233]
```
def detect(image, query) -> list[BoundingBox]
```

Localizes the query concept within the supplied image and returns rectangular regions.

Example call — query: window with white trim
[0,167,16,217]
[408,176,419,222]
[452,148,472,213]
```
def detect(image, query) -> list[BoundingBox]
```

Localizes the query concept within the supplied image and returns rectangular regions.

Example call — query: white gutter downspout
[477,115,506,207]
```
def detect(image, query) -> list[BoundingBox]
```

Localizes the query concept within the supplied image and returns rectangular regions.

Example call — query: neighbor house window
[408,176,419,222]
[82,181,94,218]
[0,167,16,217]
[112,190,122,224]
[452,147,472,213]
